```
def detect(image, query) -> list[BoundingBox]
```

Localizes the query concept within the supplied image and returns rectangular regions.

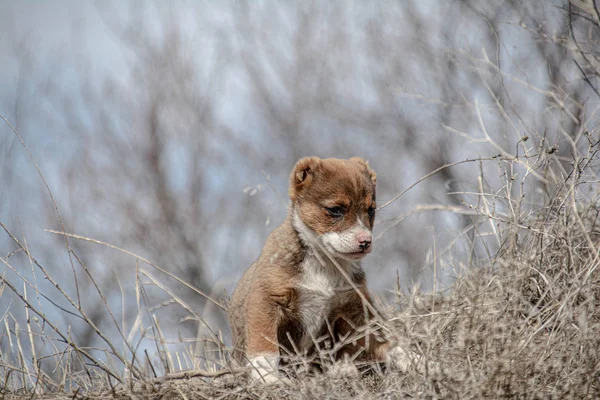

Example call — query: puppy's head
[289,156,377,261]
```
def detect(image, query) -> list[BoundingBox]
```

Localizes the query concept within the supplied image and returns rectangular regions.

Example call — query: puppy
[229,157,419,383]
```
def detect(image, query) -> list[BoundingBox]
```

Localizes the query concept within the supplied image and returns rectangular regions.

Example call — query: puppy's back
[229,261,256,362]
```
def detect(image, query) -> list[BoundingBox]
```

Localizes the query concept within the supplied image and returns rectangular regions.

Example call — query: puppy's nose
[357,232,372,250]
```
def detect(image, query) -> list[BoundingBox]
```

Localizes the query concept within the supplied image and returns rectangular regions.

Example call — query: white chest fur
[291,207,365,350]
[297,250,357,350]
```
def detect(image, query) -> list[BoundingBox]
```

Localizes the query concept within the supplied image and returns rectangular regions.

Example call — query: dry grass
[1,124,600,399]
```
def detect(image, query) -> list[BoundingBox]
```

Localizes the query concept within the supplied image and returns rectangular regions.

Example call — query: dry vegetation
[1,126,599,399]
[2,1,600,399]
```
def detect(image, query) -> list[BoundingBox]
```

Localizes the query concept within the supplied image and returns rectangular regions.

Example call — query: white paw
[326,356,360,378]
[386,346,439,374]
[386,346,422,372]
[248,355,287,384]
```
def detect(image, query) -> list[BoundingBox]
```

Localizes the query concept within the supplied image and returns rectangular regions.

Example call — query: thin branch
[0,275,123,384]
[44,230,226,312]
[0,115,81,306]
[378,156,514,211]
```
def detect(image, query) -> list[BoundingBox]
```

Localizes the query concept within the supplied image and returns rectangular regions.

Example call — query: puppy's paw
[386,346,422,372]
[386,346,439,374]
[326,356,360,378]
[248,355,289,384]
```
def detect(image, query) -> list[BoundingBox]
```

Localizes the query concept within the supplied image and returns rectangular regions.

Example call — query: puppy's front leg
[246,291,284,384]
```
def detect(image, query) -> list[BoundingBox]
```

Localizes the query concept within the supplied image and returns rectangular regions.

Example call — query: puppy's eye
[368,206,376,218]
[326,206,345,217]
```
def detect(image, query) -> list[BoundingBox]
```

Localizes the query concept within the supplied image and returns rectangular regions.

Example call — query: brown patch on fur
[349,157,377,188]
[288,156,320,201]
[290,157,376,236]
[329,286,389,362]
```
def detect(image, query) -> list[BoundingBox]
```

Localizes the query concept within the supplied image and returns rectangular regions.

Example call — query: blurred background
[1,0,599,363]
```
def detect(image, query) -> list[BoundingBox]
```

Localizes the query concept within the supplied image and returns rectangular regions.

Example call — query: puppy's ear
[289,157,321,201]
[350,157,377,187]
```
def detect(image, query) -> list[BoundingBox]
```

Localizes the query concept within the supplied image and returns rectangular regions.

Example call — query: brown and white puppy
[229,157,417,383]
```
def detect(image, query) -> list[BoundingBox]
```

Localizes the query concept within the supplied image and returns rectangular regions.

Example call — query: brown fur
[229,157,385,369]
[289,157,376,236]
